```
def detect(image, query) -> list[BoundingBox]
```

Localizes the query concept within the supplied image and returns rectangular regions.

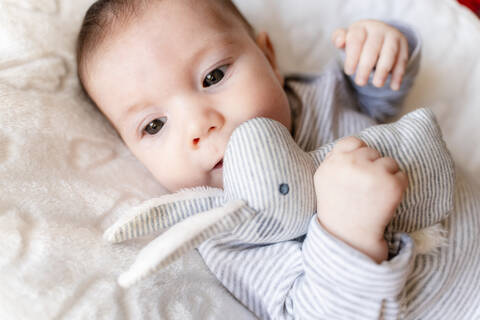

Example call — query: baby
[77,0,422,318]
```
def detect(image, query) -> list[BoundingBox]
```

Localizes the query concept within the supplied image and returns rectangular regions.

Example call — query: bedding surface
[0,0,479,319]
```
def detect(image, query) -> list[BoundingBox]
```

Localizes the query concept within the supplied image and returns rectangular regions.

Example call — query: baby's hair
[76,0,254,137]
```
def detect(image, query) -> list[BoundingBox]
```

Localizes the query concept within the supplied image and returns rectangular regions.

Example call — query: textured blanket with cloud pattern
[0,0,479,319]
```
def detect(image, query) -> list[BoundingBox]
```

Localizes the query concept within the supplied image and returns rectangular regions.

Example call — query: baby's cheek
[153,162,214,192]
[133,151,180,191]
[230,57,286,119]
[255,81,291,128]
[242,78,285,116]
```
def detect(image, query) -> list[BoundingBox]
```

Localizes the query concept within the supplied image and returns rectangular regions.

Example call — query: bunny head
[104,108,455,287]
[222,117,316,243]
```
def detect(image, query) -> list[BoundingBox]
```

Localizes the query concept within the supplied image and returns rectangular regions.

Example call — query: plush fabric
[1,0,479,319]
[105,108,455,288]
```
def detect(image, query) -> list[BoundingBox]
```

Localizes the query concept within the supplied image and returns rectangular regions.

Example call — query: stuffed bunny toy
[104,108,454,288]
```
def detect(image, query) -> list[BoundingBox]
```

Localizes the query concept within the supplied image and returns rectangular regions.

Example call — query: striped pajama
[197,22,480,319]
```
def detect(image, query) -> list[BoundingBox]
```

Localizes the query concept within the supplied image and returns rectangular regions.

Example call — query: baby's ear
[103,187,224,243]
[256,31,284,86]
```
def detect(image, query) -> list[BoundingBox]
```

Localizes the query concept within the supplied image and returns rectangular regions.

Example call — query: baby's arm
[198,136,413,318]
[333,19,421,122]
[198,215,414,319]
[199,136,412,318]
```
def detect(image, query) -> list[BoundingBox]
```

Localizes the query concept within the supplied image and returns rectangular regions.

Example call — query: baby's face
[85,0,291,192]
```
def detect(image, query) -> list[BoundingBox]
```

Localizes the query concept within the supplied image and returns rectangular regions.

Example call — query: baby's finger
[373,36,400,88]
[355,33,384,86]
[390,38,409,91]
[325,150,334,160]
[333,136,366,153]
[354,147,382,162]
[344,27,367,75]
[332,28,347,48]
[374,156,400,174]
[395,170,409,191]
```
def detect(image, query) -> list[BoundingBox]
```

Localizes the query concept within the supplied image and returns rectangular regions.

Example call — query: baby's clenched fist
[314,136,408,263]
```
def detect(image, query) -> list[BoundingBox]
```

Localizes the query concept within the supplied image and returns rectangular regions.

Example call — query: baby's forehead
[136,0,247,33]
[81,0,254,136]
[82,0,252,79]
[106,0,247,63]
[88,0,242,76]
[86,1,251,124]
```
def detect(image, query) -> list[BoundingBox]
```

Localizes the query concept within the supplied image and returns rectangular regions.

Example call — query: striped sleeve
[338,21,422,123]
[197,215,415,320]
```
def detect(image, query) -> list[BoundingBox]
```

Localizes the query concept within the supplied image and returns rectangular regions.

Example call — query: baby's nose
[192,126,217,147]
[187,109,224,149]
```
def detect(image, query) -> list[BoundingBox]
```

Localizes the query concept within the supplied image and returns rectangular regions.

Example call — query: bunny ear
[117,199,256,288]
[104,186,223,243]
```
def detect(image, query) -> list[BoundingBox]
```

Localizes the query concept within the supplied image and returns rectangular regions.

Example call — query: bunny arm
[104,186,224,243]
[117,199,256,288]
[308,108,444,167]
[307,108,454,233]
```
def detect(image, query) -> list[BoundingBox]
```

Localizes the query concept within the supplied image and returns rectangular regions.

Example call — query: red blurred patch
[458,0,480,17]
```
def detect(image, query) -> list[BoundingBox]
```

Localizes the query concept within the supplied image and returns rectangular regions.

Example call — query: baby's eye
[143,117,167,136]
[203,65,228,88]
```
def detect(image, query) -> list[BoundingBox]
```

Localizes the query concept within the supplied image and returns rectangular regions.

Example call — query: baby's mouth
[213,159,223,170]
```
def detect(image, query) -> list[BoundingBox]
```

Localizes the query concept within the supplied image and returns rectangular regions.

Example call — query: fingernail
[391,82,400,91]
[356,76,366,86]
[345,65,353,75]
[336,36,342,47]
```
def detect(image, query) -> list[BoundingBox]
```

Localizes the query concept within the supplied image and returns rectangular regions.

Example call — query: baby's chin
[209,167,224,189]
[164,168,224,192]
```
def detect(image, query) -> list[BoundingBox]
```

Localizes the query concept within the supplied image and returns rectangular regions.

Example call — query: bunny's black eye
[279,183,289,195]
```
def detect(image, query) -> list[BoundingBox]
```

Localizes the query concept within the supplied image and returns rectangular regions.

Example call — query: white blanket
[0,0,478,319]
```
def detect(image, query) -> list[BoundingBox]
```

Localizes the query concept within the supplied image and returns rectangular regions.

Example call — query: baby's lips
[213,158,223,170]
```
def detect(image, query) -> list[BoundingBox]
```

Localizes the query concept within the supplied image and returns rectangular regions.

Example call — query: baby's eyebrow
[194,34,236,60]
[123,103,145,122]
[119,103,144,128]
[120,103,156,131]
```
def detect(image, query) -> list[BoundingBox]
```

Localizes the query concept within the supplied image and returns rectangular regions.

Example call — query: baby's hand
[314,137,408,263]
[332,19,409,91]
